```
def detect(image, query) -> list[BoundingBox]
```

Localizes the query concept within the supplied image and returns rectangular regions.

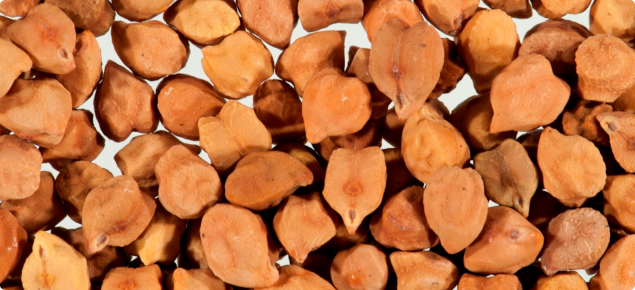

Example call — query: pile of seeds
[1,0,635,289]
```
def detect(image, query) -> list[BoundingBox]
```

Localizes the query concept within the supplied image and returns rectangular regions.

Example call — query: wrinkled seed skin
[44,0,112,35]
[456,9,520,94]
[0,135,42,201]
[168,268,230,290]
[532,272,589,290]
[483,0,532,18]
[57,30,102,109]
[589,235,635,290]
[82,176,157,255]
[458,273,523,290]
[0,172,65,236]
[474,139,538,217]
[165,0,240,45]
[541,208,610,276]
[490,54,571,133]
[330,244,388,290]
[590,0,635,42]
[156,145,223,219]
[0,0,39,17]
[0,78,72,148]
[562,100,612,146]
[238,0,297,48]
[225,151,314,211]
[313,120,381,162]
[254,265,335,290]
[603,175,635,232]
[401,105,470,183]
[201,31,273,99]
[22,231,90,290]
[0,38,32,99]
[464,206,544,275]
[362,0,423,42]
[273,142,326,186]
[83,0,116,37]
[369,19,444,121]
[200,203,279,288]
[346,47,392,119]
[253,80,305,144]
[424,166,488,254]
[298,0,363,32]
[112,20,189,81]
[415,0,479,36]
[276,30,346,96]
[432,38,467,97]
[390,251,459,290]
[450,93,517,153]
[576,34,635,103]
[531,0,592,19]
[303,67,372,144]
[198,100,272,175]
[101,265,163,290]
[537,127,606,207]
[323,147,387,235]
[112,0,175,21]
[0,209,27,284]
[273,192,337,263]
[94,61,158,142]
[597,112,635,173]
[51,227,128,282]
[55,161,113,224]
[370,186,438,251]
[7,3,76,74]
[157,74,226,141]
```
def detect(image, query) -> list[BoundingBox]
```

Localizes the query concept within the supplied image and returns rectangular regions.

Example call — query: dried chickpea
[125,203,187,266]
[0,0,38,17]
[531,0,592,19]
[83,0,116,37]
[346,47,392,119]
[178,219,208,270]
[368,19,444,120]
[40,110,105,170]
[44,0,112,35]
[200,203,279,288]
[102,265,163,290]
[474,139,538,217]
[541,208,610,276]
[94,61,158,142]
[562,100,611,146]
[51,227,128,282]
[322,216,371,251]
[458,273,522,290]
[273,142,326,185]
[370,186,438,251]
[254,265,335,290]
[415,0,479,36]
[483,0,532,18]
[323,147,386,234]
[330,244,388,290]
[313,120,381,162]
[167,268,229,290]
[237,0,297,48]
[82,176,157,254]
[597,112,635,173]
[383,148,421,197]
[432,38,467,97]
[155,145,223,219]
[490,54,570,133]
[55,161,113,224]
[298,0,363,32]
[0,38,31,99]
[303,67,372,144]
[390,251,459,290]
[537,127,606,207]
[201,31,273,99]
[273,192,337,263]
[456,9,520,94]
[425,166,488,254]
[465,206,544,274]
[0,209,27,284]
[164,0,240,45]
[589,235,635,290]
[225,151,314,211]
[401,105,470,183]
[590,0,635,42]
[576,34,635,102]
[532,272,588,290]
[112,0,175,21]
[7,3,76,74]
[603,174,635,232]
[253,80,305,144]
[0,78,72,148]
[157,74,226,141]
[0,135,42,201]
[0,172,65,235]
[22,231,90,290]
[57,31,102,109]
[276,30,346,96]
[112,21,189,81]
[450,93,517,153]
[362,0,423,42]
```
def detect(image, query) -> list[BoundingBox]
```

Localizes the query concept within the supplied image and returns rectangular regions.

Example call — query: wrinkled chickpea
[589,235,635,290]
[330,244,388,290]
[0,209,27,284]
[0,38,31,99]
[237,0,297,48]
[362,0,423,42]
[346,47,392,119]
[56,31,102,109]
[533,272,589,290]
[101,265,163,290]
[313,120,382,161]
[253,80,305,144]
[167,268,229,290]
[0,135,42,201]
[590,0,635,42]
[483,0,532,18]
[255,265,335,290]
[112,0,175,21]
[164,0,240,45]
[390,251,459,290]
[597,112,635,173]
[415,0,479,36]
[458,273,522,290]
[531,0,592,19]
[55,161,113,224]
